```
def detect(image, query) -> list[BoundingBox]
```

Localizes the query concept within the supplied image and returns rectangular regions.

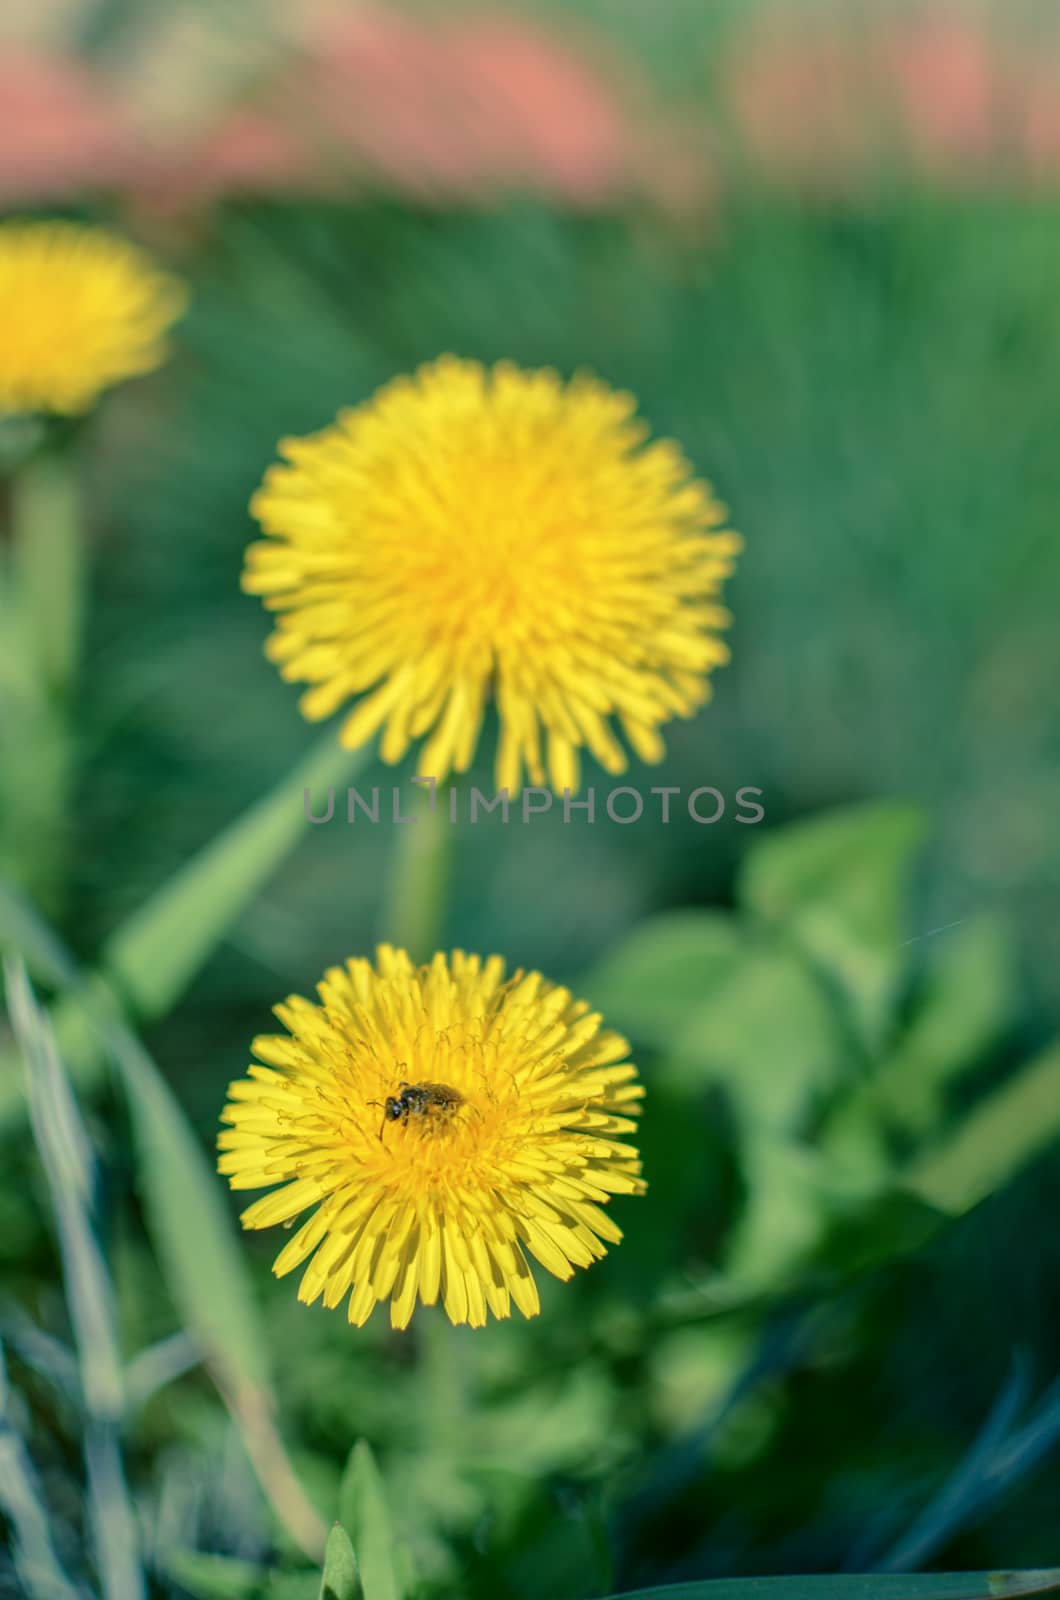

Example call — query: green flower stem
[11,448,83,697]
[380,779,453,961]
[420,1307,468,1465]
[2,450,82,913]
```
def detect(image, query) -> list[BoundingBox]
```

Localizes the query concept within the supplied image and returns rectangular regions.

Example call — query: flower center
[366,437,605,659]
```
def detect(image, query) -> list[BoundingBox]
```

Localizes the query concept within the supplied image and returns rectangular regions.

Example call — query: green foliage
[0,734,368,1126]
[101,734,366,1022]
[583,803,1059,1299]
[4,959,145,1600]
[583,912,745,1048]
[824,917,1016,1155]
[738,801,925,1052]
[1,903,325,1562]
[338,1443,407,1600]
[907,1045,1060,1217]
[0,1340,80,1600]
[164,1549,319,1600]
[319,1526,360,1600]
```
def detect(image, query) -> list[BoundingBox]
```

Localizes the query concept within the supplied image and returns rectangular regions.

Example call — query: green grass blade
[4,958,145,1600]
[2,905,326,1562]
[5,959,124,1419]
[5,925,271,1396]
[591,1573,1060,1600]
[0,1338,81,1600]
[84,1430,146,1600]
[319,1525,361,1600]
[879,1363,1060,1572]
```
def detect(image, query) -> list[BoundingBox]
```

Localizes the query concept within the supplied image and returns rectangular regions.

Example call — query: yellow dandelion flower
[0,220,186,416]
[218,946,645,1329]
[244,357,741,794]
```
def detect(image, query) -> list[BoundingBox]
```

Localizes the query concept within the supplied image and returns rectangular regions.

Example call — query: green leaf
[339,1442,404,1600]
[870,916,1015,1134]
[581,911,745,1046]
[822,916,1016,1175]
[319,1526,361,1600]
[594,920,853,1285]
[666,934,848,1132]
[0,734,367,1130]
[724,1131,839,1285]
[739,801,925,1051]
[905,1042,1060,1216]
[591,1571,1060,1599]
[730,1040,1060,1291]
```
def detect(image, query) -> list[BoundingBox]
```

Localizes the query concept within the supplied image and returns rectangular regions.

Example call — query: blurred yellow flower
[218,945,644,1329]
[0,220,186,416]
[245,357,741,793]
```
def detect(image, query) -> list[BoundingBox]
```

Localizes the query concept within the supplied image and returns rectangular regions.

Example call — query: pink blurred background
[2,0,1058,219]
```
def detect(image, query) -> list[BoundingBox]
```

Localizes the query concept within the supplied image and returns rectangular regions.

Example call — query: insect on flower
[373,1080,465,1141]
[218,946,645,1328]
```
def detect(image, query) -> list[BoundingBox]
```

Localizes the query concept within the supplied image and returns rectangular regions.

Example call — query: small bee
[371,1081,465,1141]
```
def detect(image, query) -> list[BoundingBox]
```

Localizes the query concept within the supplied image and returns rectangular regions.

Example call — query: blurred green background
[2,1,1060,1597]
